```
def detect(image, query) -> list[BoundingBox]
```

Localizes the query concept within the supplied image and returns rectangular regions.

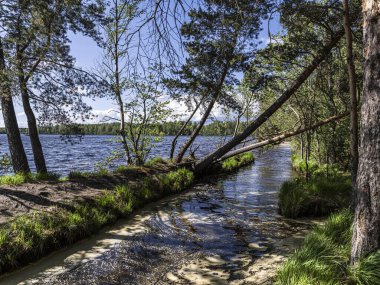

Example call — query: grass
[291,155,342,177]
[0,172,61,185]
[275,210,380,285]
[278,175,352,218]
[0,168,194,274]
[211,152,255,173]
[145,157,169,167]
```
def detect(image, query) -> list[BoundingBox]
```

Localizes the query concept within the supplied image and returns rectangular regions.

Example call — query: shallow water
[0,144,311,285]
[0,135,230,175]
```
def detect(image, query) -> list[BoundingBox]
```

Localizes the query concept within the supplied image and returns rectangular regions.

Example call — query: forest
[0,0,379,284]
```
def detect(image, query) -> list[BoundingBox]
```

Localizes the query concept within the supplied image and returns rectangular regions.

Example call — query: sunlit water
[0,135,230,175]
[0,144,311,285]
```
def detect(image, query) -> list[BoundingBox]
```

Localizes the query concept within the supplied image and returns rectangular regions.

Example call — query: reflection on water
[0,135,230,175]
[0,144,311,285]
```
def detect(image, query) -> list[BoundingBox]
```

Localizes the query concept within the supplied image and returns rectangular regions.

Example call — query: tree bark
[0,39,30,173]
[175,64,230,163]
[351,0,380,264]
[218,112,349,161]
[194,30,345,174]
[343,0,359,186]
[169,96,205,160]
[17,51,47,173]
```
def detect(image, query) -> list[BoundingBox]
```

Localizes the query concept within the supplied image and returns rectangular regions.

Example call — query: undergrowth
[278,175,351,218]
[275,210,380,285]
[0,172,60,185]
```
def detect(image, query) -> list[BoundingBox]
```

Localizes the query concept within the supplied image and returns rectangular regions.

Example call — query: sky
[8,12,282,128]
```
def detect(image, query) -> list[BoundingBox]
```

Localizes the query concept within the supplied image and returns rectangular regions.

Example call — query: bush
[278,175,352,218]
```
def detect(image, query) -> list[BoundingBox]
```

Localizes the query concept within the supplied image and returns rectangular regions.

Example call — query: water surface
[0,144,311,285]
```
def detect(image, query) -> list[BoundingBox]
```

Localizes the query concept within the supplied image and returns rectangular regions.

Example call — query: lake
[0,134,232,175]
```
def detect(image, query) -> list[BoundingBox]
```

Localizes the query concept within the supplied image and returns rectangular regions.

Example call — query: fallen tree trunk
[218,111,349,161]
[194,29,345,174]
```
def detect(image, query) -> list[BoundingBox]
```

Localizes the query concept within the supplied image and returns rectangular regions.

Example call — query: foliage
[278,175,352,218]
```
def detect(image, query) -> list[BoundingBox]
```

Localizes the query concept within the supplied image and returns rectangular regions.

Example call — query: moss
[278,175,352,218]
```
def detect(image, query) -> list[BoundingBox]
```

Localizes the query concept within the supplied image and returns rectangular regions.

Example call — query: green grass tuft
[0,173,31,185]
[145,157,168,167]
[350,250,380,285]
[275,210,353,285]
[278,176,351,218]
[216,152,255,173]
[34,172,60,181]
[115,165,143,174]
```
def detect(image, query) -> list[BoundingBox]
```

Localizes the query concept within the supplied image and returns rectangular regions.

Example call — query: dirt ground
[0,166,169,225]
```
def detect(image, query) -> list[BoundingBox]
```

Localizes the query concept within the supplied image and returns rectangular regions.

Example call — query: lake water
[0,135,231,175]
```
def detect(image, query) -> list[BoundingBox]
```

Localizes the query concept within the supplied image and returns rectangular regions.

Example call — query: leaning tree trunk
[17,60,47,173]
[351,0,380,264]
[194,30,345,174]
[219,112,349,161]
[175,64,230,163]
[343,0,359,186]
[170,95,205,160]
[0,39,30,173]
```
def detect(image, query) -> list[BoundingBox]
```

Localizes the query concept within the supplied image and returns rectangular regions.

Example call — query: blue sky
[9,13,282,127]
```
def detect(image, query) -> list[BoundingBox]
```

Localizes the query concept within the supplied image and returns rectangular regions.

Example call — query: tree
[351,0,380,264]
[0,0,104,173]
[167,0,271,163]
[343,0,359,185]
[194,29,345,174]
[98,0,140,164]
[0,38,30,173]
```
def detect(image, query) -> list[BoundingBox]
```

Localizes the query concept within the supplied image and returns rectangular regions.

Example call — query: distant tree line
[35,121,240,137]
